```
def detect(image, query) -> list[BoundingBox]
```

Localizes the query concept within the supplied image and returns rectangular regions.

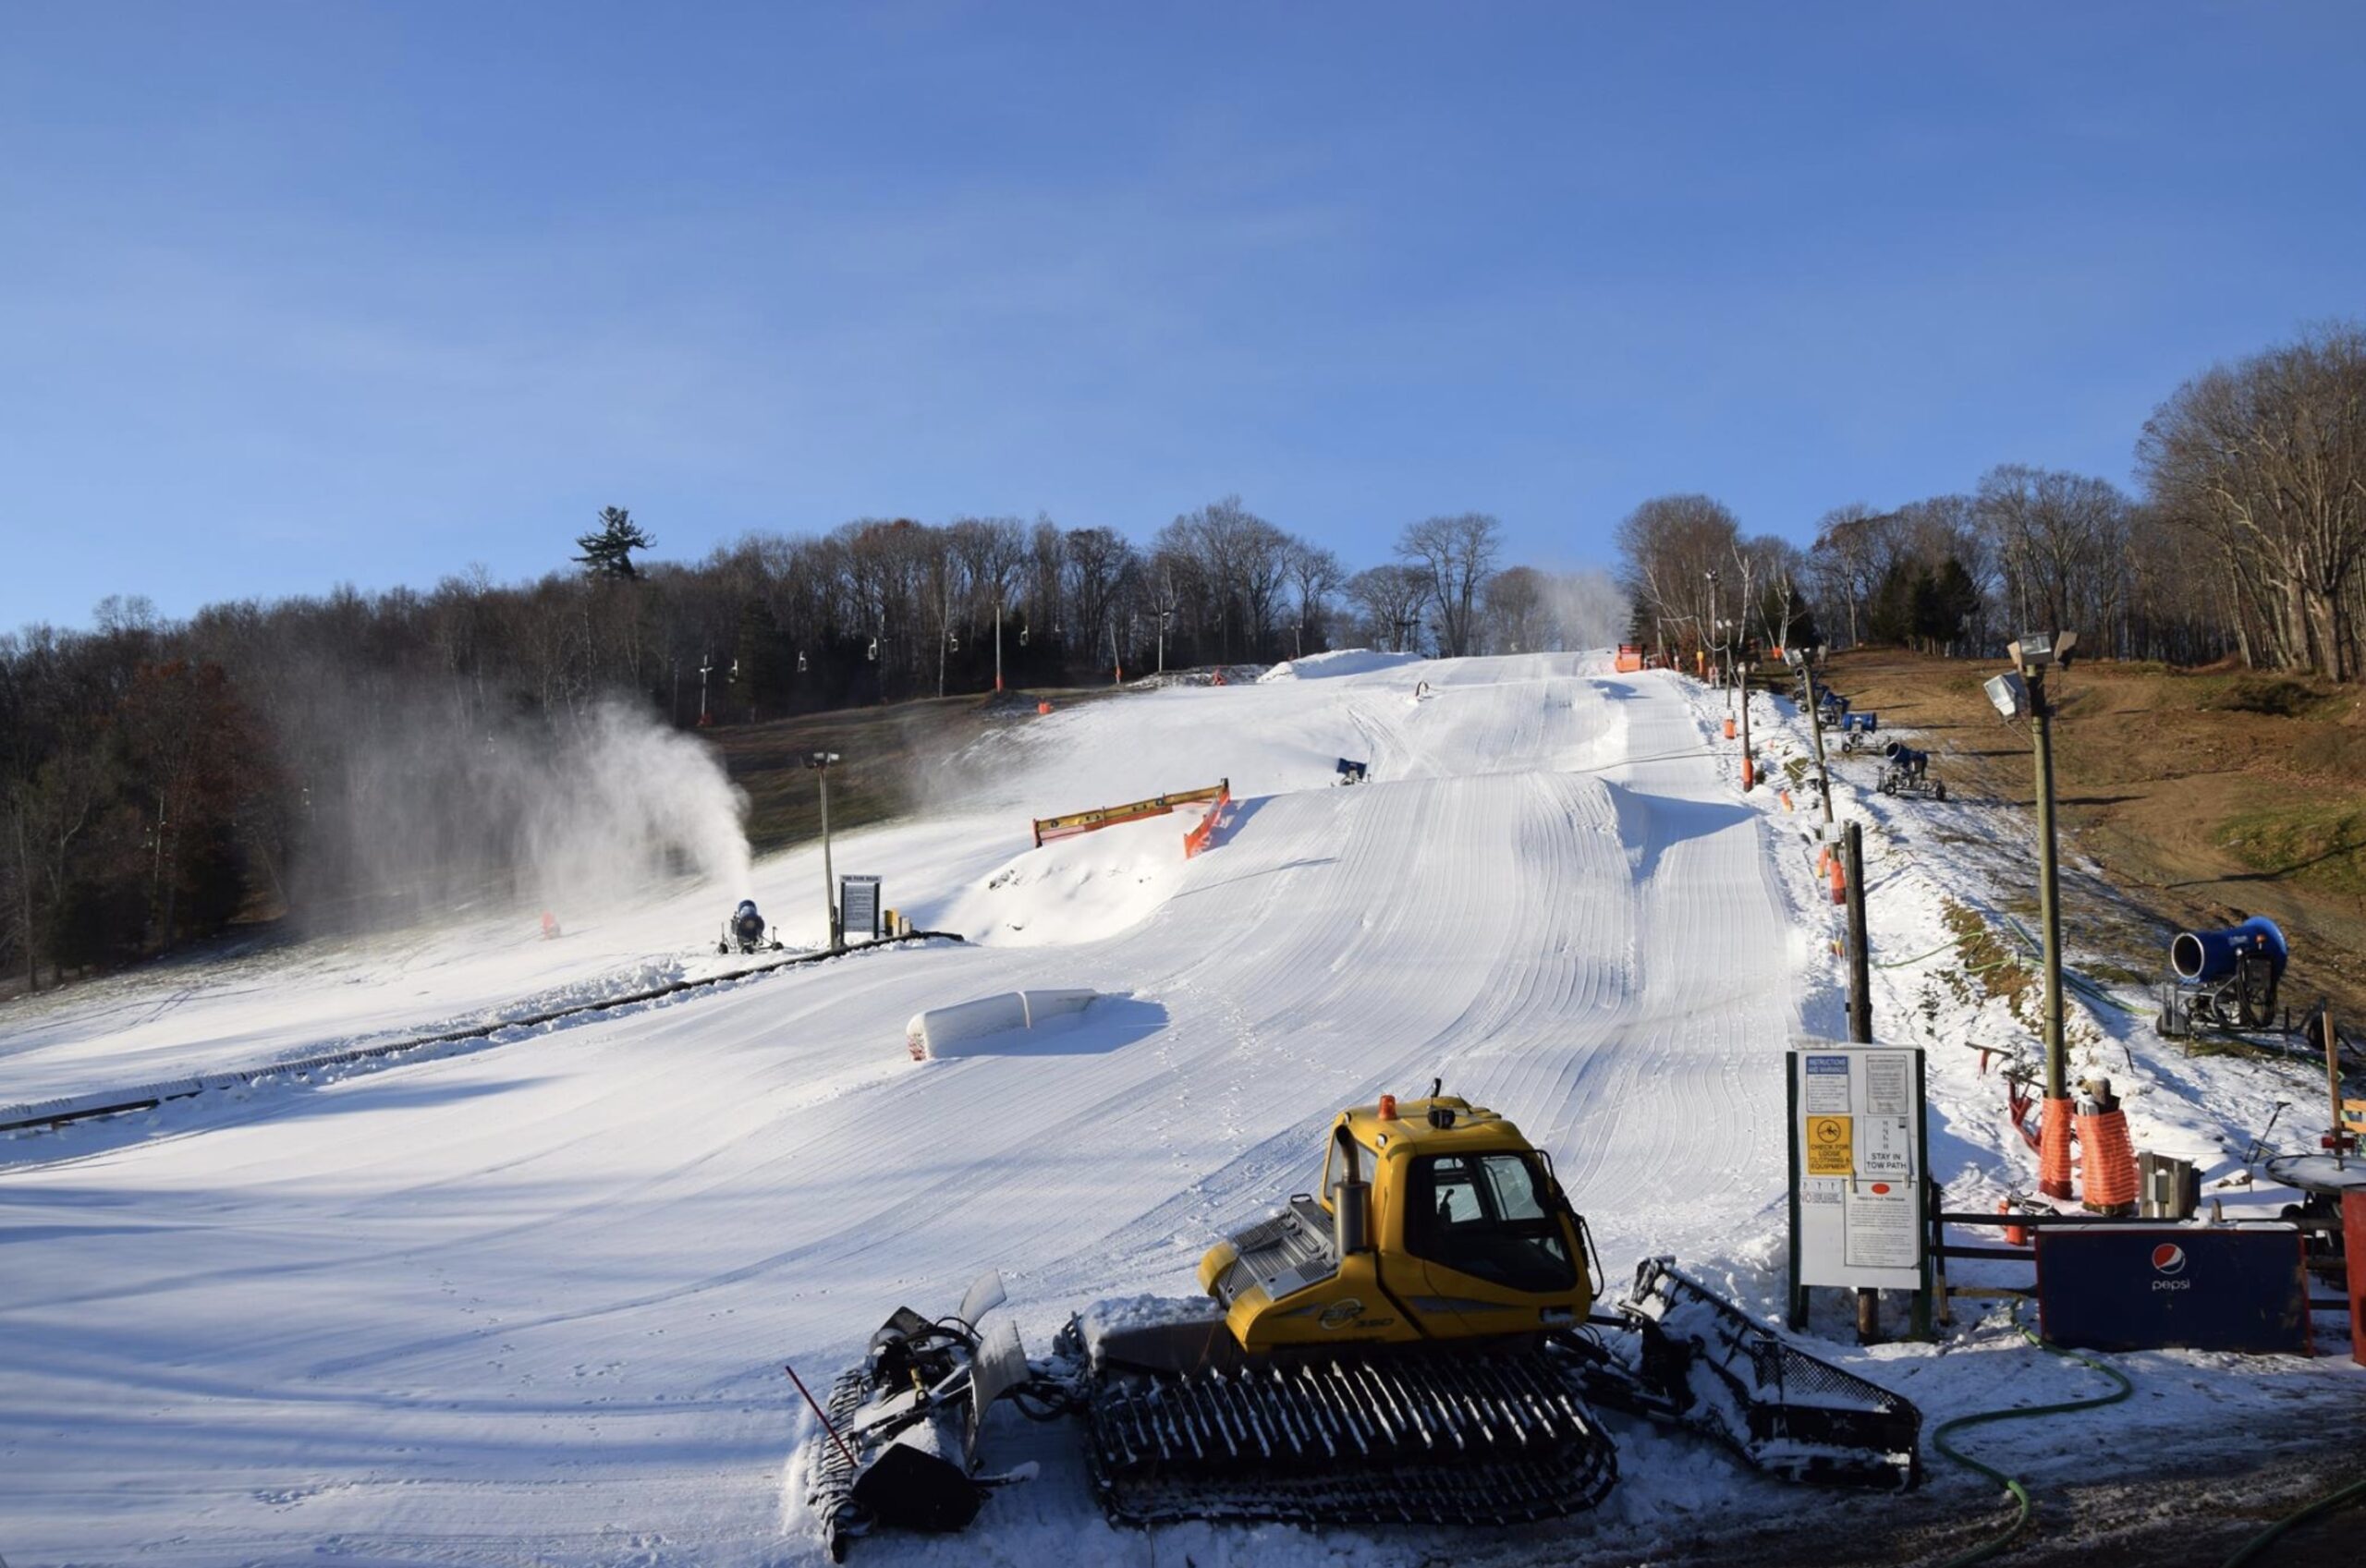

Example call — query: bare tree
[2140,322,2366,679]
[1482,566,1550,653]
[1396,514,1502,657]
[1973,466,2132,650]
[1614,494,1740,660]
[1348,565,1431,651]
[1806,504,1897,649]
[1285,541,1346,658]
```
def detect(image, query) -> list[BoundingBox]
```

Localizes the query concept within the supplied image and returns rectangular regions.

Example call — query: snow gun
[1876,741,1945,801]
[2157,916,2288,1038]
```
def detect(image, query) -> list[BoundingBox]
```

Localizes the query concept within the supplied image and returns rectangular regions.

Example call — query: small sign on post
[1787,1040,1932,1335]
[838,876,883,942]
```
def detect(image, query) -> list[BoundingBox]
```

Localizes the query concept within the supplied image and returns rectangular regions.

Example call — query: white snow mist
[294,697,750,930]
[520,702,754,909]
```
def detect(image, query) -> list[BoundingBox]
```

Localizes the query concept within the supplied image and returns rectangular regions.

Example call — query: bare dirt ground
[1734,648,2366,1565]
[1807,647,2366,1020]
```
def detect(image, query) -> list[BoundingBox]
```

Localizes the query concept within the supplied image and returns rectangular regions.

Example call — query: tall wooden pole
[1844,821,1872,1047]
[2329,1008,2351,1170]
[2029,667,2072,1198]
[1797,658,1835,826]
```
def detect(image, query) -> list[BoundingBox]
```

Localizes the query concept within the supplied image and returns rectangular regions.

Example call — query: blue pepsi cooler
[2034,1224,2311,1355]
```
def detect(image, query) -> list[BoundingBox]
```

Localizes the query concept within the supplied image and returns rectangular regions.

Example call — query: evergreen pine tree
[573,506,654,579]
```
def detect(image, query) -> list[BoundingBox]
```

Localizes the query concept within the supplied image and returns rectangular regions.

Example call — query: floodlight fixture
[1984,671,2029,720]
[1783,646,1807,669]
[804,750,841,770]
[2009,629,2079,675]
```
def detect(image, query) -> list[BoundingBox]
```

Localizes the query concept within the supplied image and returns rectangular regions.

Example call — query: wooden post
[1845,819,1877,1343]
[2329,1008,2352,1169]
[1844,821,1872,1047]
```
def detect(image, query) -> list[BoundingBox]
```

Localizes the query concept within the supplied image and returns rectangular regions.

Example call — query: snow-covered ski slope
[2,651,2351,1568]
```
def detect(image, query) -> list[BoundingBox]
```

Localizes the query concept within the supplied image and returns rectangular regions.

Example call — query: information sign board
[839,876,882,942]
[1787,1042,1929,1310]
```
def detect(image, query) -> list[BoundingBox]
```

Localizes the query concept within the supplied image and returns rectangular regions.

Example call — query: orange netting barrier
[2039,1097,2076,1197]
[1182,784,1231,859]
[2076,1108,2139,1210]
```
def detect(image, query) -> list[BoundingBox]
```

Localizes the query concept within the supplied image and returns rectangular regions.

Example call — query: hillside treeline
[1619,323,2366,675]
[1,502,1616,988]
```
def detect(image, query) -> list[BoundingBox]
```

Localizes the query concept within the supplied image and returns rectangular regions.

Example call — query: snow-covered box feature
[905,988,1108,1060]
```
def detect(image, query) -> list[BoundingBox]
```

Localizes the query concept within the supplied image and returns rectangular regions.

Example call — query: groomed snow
[0,652,2357,1567]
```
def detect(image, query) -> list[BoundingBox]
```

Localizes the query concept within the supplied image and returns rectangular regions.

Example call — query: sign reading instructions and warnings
[1787,1042,1929,1304]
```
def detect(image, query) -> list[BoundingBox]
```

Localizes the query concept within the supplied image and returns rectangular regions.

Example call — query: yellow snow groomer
[799,1087,1919,1560]
[1197,1089,1597,1349]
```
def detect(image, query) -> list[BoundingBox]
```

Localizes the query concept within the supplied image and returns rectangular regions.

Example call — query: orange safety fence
[1182,784,1232,859]
[1032,779,1230,848]
[2039,1096,2076,1198]
[2076,1107,2139,1210]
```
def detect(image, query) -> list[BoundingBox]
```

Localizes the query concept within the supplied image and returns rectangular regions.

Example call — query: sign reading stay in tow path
[1787,1041,1930,1329]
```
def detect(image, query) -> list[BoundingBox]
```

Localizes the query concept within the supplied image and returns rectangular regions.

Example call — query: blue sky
[4,3,2360,630]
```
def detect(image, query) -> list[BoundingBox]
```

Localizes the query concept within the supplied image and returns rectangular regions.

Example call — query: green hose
[2219,1473,2366,1567]
[1928,1321,2135,1568]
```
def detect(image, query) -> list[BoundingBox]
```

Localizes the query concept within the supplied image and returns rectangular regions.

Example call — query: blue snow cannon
[2170,916,2287,985]
[2158,916,2287,1038]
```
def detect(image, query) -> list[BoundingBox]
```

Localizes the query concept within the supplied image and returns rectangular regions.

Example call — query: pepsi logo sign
[2152,1244,2186,1276]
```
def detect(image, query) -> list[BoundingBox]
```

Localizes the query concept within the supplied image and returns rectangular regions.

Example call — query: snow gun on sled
[789,1088,1922,1559]
[718,899,786,955]
[1875,741,1945,800]
[2154,916,2290,1039]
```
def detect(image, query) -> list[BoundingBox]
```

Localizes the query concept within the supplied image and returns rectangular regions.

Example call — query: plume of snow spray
[520,702,754,907]
[1543,568,1629,650]
[295,696,750,930]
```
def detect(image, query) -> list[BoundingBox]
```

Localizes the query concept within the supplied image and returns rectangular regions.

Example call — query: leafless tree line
[1614,494,1819,662]
[0,500,1601,988]
[1619,322,2366,677]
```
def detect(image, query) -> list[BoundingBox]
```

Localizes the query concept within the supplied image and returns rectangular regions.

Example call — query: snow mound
[932,810,1197,947]
[1258,649,1421,682]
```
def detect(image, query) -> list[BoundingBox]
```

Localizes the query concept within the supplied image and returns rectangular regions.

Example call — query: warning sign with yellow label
[1805,1114,1854,1176]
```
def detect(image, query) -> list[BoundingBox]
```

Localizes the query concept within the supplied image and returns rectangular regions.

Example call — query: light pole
[1703,571,1722,687]
[805,751,842,950]
[994,598,1005,693]
[1738,658,1754,790]
[698,653,713,727]
[1157,608,1175,675]
[1987,632,2079,1198]
[1784,645,1836,827]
